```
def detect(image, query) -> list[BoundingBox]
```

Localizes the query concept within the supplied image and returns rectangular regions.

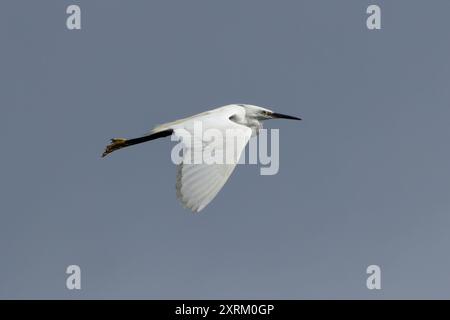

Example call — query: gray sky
[1,0,450,299]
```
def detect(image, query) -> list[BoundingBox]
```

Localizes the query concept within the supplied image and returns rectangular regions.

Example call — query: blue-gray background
[1,0,449,299]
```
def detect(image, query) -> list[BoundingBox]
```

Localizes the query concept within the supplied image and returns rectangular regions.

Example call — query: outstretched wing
[173,109,252,212]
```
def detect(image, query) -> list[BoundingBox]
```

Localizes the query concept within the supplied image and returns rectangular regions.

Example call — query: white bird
[102,104,301,212]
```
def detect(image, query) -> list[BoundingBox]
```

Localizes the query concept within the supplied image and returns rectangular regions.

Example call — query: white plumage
[102,104,301,212]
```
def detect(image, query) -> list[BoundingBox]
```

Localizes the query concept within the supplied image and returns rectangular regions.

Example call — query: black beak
[271,112,302,120]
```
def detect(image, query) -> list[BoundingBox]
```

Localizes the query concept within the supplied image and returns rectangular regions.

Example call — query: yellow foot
[102,138,127,158]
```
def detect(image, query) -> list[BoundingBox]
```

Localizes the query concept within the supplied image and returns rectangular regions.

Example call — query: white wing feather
[167,105,251,212]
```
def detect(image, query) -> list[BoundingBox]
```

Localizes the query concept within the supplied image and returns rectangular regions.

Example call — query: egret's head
[239,104,302,121]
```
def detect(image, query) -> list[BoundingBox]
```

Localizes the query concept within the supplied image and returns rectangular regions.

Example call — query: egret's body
[102,104,301,212]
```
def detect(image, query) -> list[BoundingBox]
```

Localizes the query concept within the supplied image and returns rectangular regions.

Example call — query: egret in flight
[102,104,301,212]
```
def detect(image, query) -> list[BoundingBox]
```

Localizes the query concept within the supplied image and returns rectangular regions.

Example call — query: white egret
[102,104,301,212]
